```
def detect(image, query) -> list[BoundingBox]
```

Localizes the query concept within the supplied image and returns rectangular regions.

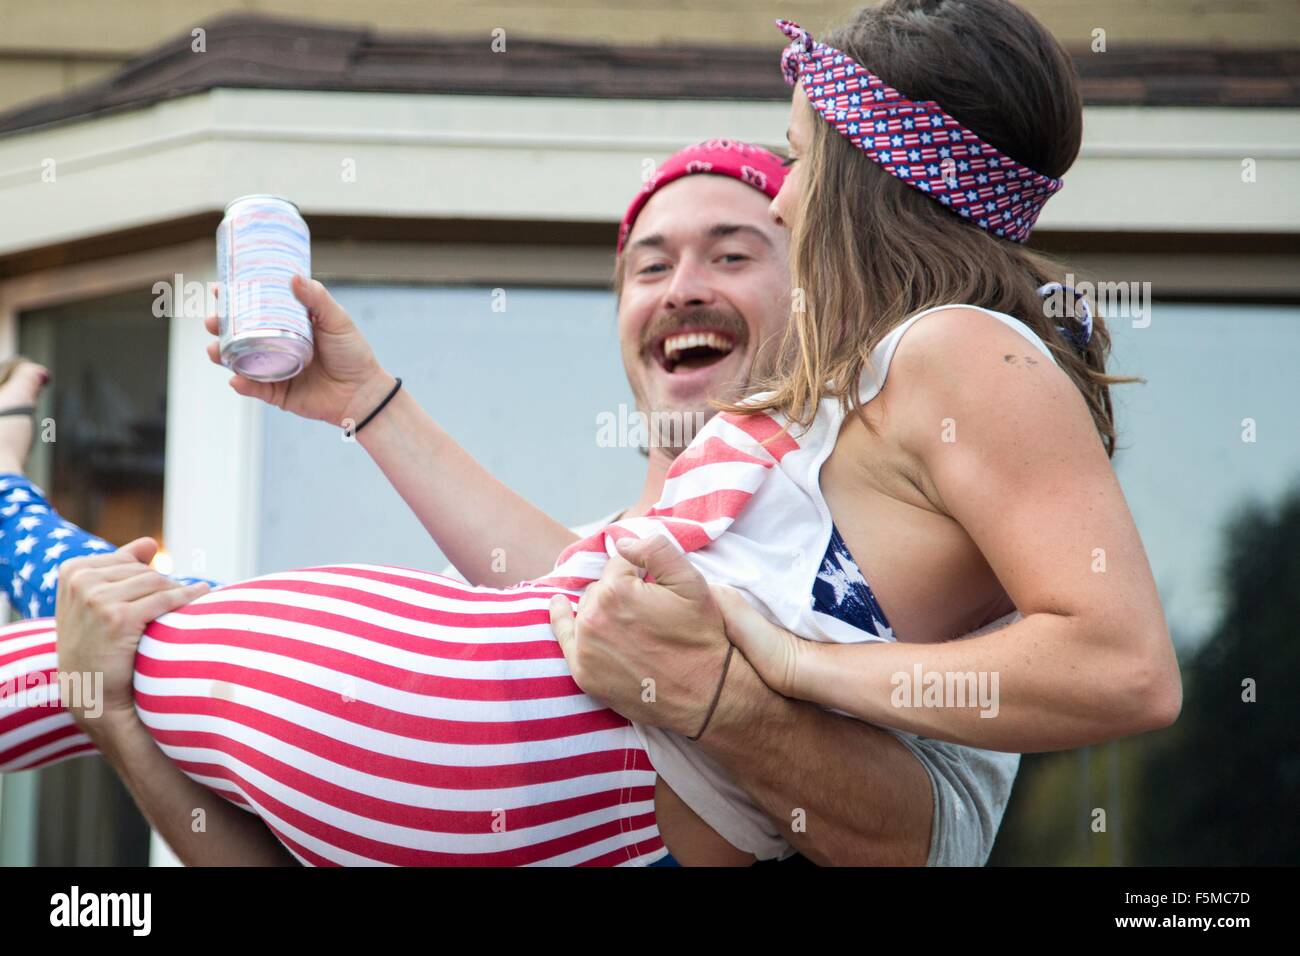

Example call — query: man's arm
[92,712,299,866]
[209,280,579,588]
[696,652,932,865]
[551,536,1016,866]
[58,541,299,866]
[700,656,1018,866]
[350,380,578,586]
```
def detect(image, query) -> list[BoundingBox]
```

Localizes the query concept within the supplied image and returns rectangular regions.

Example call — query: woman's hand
[205,275,396,428]
[709,583,806,699]
[55,537,210,734]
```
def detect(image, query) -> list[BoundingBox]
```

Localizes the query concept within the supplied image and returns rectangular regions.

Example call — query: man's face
[616,175,791,454]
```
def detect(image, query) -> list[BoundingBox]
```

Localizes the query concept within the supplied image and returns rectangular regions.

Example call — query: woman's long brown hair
[720,0,1135,456]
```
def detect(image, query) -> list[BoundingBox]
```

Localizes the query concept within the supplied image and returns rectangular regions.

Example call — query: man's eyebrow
[627,224,773,252]
[708,223,774,248]
[627,233,665,252]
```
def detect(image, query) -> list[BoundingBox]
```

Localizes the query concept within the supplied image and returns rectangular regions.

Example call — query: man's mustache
[639,308,750,360]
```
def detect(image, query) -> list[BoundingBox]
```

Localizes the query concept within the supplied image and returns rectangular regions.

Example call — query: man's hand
[205,276,396,429]
[549,535,731,738]
[55,537,210,732]
[55,540,298,866]
[549,537,937,865]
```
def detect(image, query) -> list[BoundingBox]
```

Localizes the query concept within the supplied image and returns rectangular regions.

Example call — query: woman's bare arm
[720,308,1181,752]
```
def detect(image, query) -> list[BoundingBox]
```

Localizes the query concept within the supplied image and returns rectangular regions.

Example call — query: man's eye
[719,254,749,264]
[638,262,668,275]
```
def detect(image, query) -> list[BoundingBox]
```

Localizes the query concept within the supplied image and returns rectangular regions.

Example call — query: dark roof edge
[0,12,1296,136]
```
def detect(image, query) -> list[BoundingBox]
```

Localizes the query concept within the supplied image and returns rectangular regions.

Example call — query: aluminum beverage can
[216,194,313,382]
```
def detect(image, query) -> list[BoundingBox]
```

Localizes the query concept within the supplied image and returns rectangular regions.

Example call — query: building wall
[1,0,1297,113]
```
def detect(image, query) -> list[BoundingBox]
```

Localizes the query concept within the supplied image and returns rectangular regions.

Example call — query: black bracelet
[687,644,735,741]
[352,377,402,435]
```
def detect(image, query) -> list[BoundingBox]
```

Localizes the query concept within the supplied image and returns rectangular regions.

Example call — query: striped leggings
[0,476,666,866]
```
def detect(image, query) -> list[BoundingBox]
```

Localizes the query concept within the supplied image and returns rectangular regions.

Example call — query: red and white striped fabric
[0,412,790,866]
[531,412,791,591]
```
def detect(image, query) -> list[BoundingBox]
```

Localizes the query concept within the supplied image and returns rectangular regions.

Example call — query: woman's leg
[0,474,223,618]
[0,563,666,866]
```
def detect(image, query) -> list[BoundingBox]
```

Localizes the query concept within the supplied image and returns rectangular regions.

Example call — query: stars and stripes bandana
[618,140,789,253]
[776,19,1063,243]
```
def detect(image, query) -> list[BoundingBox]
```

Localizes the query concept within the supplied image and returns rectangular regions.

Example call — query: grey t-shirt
[440,511,1018,865]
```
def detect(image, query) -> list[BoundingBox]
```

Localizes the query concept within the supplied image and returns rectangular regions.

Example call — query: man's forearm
[697,653,933,865]
[91,712,298,867]
[351,381,577,585]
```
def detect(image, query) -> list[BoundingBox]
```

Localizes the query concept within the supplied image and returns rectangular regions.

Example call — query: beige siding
[0,1,1297,53]
[0,56,126,113]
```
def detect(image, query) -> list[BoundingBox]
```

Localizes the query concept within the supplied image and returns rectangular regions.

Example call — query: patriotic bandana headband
[777,19,1062,243]
[618,140,788,253]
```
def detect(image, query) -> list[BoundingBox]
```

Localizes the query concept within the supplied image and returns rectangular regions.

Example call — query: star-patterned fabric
[0,474,221,619]
[812,523,894,640]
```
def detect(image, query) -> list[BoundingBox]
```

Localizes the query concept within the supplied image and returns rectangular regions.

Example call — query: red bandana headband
[777,19,1062,243]
[617,140,788,253]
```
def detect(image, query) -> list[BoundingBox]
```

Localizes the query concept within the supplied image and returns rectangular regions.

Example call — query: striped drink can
[216,194,313,382]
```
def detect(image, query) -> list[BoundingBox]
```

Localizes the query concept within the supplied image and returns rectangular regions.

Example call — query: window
[0,288,169,865]
[992,301,1300,865]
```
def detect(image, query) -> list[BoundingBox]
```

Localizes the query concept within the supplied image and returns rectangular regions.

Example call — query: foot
[0,359,49,475]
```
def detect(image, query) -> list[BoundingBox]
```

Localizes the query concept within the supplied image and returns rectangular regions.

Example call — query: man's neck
[623,446,677,519]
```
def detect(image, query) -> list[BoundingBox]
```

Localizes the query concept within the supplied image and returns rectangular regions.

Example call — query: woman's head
[742,0,1129,455]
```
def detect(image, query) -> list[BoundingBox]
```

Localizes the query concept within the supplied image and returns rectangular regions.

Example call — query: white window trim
[1,89,1297,264]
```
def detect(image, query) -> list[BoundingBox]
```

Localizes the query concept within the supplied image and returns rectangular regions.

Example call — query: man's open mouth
[653,329,738,374]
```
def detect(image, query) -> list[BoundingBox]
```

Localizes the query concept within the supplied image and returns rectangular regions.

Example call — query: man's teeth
[662,332,735,361]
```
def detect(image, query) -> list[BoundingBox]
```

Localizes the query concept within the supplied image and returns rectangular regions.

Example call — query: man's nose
[662,258,717,311]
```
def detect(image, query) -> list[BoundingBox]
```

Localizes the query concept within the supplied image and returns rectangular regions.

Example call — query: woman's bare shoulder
[881,306,1085,456]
